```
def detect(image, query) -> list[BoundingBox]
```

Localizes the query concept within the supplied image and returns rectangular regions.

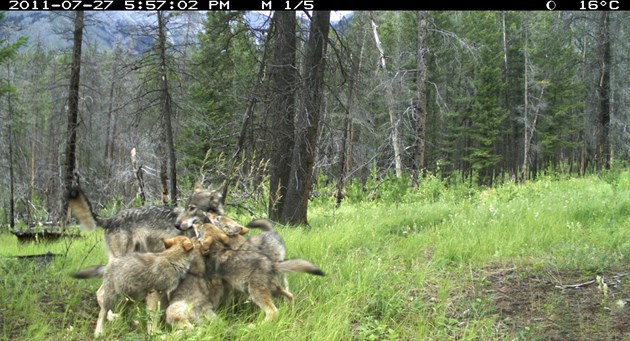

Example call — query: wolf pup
[94,236,196,337]
[67,185,224,278]
[239,219,289,293]
[197,217,289,304]
[165,234,228,329]
[198,223,325,321]
[241,219,286,263]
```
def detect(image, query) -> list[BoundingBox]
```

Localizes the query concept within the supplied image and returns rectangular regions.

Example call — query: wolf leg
[145,290,163,335]
[248,286,278,321]
[95,284,111,337]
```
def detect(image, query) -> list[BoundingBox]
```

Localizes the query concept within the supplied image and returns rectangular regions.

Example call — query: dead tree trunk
[596,12,611,170]
[522,14,530,182]
[7,85,15,229]
[411,11,428,188]
[131,148,146,205]
[62,11,84,227]
[104,45,121,179]
[64,11,84,191]
[371,14,403,178]
[157,12,177,205]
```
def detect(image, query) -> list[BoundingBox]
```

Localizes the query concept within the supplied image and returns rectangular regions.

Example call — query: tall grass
[1,172,628,340]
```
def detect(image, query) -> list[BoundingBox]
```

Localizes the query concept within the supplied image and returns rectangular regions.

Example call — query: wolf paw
[106,310,119,321]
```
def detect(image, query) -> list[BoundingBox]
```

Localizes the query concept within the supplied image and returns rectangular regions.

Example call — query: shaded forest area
[0,11,628,227]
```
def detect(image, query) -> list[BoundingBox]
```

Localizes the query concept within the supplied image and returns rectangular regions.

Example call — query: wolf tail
[72,265,105,279]
[277,259,325,276]
[66,186,98,230]
[246,219,275,232]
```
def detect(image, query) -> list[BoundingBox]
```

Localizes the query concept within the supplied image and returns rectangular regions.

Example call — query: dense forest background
[0,11,628,227]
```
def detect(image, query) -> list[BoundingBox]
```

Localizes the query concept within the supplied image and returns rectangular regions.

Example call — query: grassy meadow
[1,172,629,340]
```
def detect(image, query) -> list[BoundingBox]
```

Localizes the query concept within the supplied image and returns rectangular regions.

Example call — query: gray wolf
[199,217,289,305]
[241,219,286,263]
[197,223,325,321]
[67,186,224,278]
[94,236,196,337]
[178,209,286,263]
[175,207,239,232]
[225,219,289,297]
[164,233,227,329]
[165,220,252,329]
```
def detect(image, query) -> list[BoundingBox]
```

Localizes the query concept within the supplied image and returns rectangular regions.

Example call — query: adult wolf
[67,185,224,278]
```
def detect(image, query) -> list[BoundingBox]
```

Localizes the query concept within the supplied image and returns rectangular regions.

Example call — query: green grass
[1,173,629,340]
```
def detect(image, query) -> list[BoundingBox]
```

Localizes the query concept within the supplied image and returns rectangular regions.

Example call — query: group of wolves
[66,185,324,337]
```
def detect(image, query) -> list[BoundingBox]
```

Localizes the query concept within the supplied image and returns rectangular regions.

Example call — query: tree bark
[267,11,297,221]
[596,12,611,170]
[104,45,121,179]
[62,11,84,227]
[64,11,84,192]
[157,12,178,205]
[411,11,428,188]
[522,14,530,182]
[7,85,15,229]
[371,14,403,178]
[501,12,518,177]
[281,11,331,225]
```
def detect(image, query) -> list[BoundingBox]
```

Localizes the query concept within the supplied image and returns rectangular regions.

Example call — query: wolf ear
[206,212,219,224]
[193,181,204,192]
[200,236,213,254]
[239,226,250,235]
[218,232,229,245]
[163,237,175,248]
[182,238,194,251]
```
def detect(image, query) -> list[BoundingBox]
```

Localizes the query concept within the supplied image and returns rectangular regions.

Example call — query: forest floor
[479,264,629,340]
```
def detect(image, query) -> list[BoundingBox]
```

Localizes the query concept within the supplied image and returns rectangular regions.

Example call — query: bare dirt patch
[481,265,629,340]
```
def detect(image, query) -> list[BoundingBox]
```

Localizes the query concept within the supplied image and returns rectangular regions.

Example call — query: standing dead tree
[62,11,84,227]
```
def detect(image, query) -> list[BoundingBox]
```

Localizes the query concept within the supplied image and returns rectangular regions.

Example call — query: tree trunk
[131,148,146,205]
[411,11,428,188]
[596,12,611,171]
[371,14,403,178]
[335,107,354,208]
[62,11,84,227]
[157,12,177,205]
[7,86,15,229]
[267,11,297,221]
[104,47,120,179]
[64,11,84,191]
[522,14,530,182]
[385,80,403,178]
[501,12,517,177]
[281,11,331,225]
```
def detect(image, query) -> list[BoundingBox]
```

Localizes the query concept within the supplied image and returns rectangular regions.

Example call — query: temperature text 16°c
[580,0,620,10]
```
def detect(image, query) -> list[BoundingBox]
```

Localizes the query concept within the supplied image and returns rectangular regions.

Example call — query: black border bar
[3,0,627,11]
